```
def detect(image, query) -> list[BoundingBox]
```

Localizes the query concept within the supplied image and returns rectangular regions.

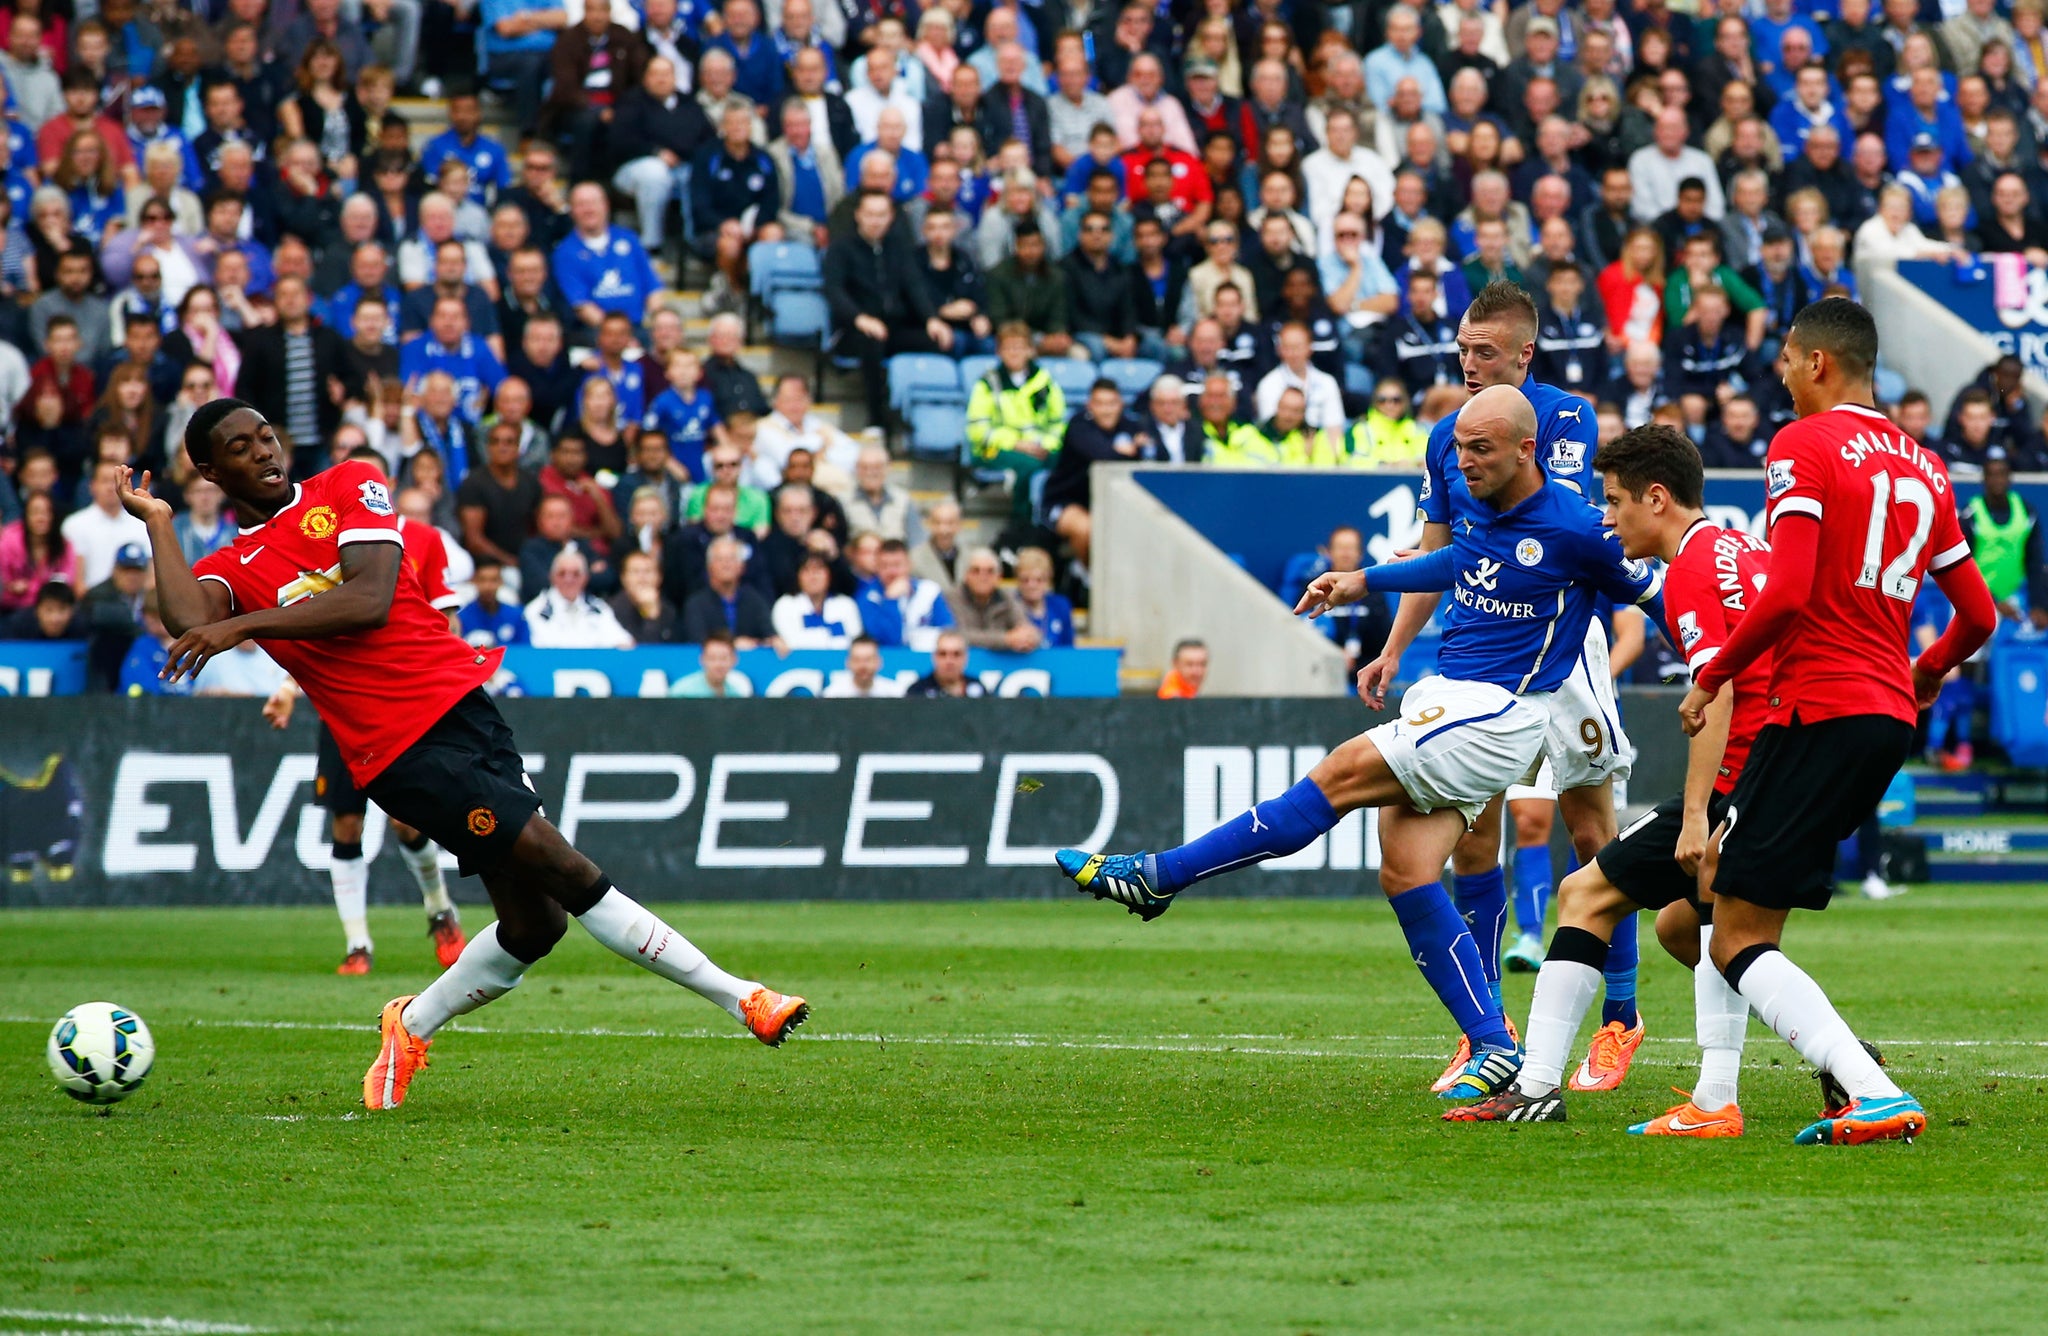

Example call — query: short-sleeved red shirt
[399,516,458,611]
[194,461,501,783]
[1760,403,1972,728]
[1664,518,1773,792]
[1119,146,1213,210]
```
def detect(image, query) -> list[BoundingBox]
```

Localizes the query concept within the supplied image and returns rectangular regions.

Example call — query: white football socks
[1692,925,1747,1112]
[1513,958,1602,1098]
[1734,948,1902,1103]
[331,856,371,953]
[401,923,528,1039]
[576,889,759,1022]
[400,838,453,916]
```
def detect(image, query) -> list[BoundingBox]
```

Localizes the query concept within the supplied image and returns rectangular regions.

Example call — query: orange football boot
[337,947,372,976]
[740,988,810,1046]
[363,995,431,1110]
[428,910,466,969]
[1430,1014,1519,1093]
[1629,1092,1745,1138]
[1568,1017,1646,1091]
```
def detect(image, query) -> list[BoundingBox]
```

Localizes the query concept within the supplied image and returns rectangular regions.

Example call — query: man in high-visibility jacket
[1962,448,2045,622]
[1193,372,1248,461]
[1210,385,1339,466]
[1342,376,1429,468]
[966,322,1067,525]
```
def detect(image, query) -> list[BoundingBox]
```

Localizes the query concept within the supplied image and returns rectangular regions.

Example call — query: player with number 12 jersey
[1684,299,1995,1144]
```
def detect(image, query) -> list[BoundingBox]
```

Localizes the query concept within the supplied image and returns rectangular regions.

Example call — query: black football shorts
[362,690,540,877]
[1713,714,1913,912]
[315,720,367,819]
[1594,789,1733,912]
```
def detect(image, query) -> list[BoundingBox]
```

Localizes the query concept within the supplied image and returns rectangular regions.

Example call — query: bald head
[1454,385,1540,503]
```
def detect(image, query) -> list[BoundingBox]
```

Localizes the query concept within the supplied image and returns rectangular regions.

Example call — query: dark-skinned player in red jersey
[262,447,471,977]
[1679,299,1997,1145]
[119,400,810,1111]
[1450,424,1779,1134]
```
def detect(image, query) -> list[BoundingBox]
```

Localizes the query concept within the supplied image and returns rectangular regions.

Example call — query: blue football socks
[1601,910,1641,1029]
[1452,867,1508,1009]
[1392,883,1515,1053]
[1512,843,1552,938]
[1149,777,1339,893]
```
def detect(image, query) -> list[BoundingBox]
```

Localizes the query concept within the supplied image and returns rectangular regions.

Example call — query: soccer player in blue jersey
[1360,283,1650,1093]
[1058,385,1664,1100]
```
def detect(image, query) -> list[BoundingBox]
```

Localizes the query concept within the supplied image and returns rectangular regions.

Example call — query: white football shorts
[1367,675,1550,824]
[1535,617,1634,793]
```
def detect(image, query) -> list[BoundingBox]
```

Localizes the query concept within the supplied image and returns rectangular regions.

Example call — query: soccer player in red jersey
[119,401,810,1111]
[1450,424,1774,1132]
[1681,299,1998,1145]
[260,447,471,976]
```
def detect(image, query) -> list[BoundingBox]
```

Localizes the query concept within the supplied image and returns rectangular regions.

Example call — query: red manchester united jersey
[194,461,502,783]
[399,516,458,611]
[1664,519,1773,792]
[1762,403,1971,727]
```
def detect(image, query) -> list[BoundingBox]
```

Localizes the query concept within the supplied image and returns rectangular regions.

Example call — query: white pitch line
[0,1310,269,1335]
[5,1014,2046,1056]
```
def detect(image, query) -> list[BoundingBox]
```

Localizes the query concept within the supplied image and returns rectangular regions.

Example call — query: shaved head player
[119,400,810,1110]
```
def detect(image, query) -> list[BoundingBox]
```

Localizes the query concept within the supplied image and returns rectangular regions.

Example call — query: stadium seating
[1045,358,1099,403]
[888,354,967,463]
[749,242,828,349]
[1098,358,1165,405]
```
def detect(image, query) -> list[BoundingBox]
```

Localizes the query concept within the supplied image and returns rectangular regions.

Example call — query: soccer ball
[47,1003,155,1106]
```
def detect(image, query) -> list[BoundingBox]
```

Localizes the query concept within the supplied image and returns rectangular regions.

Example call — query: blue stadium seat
[1099,357,1165,404]
[909,403,969,462]
[767,291,829,344]
[1874,363,1907,406]
[1046,358,1098,403]
[958,355,998,388]
[888,354,964,412]
[1343,363,1375,400]
[748,241,822,302]
[1028,466,1052,527]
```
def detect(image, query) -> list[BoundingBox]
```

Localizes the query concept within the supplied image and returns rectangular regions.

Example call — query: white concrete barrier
[1092,464,1349,697]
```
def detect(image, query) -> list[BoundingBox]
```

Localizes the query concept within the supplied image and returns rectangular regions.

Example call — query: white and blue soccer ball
[47,1002,154,1105]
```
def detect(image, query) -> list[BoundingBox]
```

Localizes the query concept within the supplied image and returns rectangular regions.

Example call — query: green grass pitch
[3,888,2047,1334]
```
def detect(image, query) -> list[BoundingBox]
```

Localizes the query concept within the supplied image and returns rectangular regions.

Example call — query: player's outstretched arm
[1915,558,1999,706]
[117,467,231,636]
[161,544,402,684]
[1359,544,1458,594]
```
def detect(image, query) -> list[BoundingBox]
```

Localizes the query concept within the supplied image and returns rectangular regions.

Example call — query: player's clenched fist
[1677,684,1715,737]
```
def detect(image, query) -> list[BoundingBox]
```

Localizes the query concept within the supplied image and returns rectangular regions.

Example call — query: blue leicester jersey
[643,387,720,479]
[1418,379,1597,527]
[400,334,507,422]
[420,130,512,204]
[1379,481,1662,694]
[551,227,660,321]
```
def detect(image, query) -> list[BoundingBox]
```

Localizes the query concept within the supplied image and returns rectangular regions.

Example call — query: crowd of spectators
[9,0,2048,697]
